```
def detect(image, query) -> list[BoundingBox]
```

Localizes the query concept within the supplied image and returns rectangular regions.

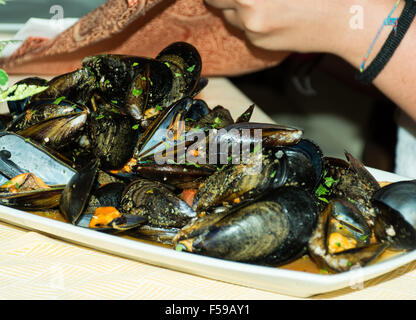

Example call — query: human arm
[204,0,416,121]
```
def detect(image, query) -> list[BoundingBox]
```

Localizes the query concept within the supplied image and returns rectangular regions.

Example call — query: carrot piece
[180,189,198,207]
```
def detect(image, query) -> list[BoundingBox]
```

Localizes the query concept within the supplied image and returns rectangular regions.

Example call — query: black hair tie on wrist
[356,0,416,85]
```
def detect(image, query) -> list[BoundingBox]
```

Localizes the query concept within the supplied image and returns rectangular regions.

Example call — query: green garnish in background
[0,83,49,102]
[53,96,66,105]
[132,88,143,97]
[0,69,8,86]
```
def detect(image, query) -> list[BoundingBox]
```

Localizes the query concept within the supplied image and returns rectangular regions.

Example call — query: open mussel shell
[60,160,98,225]
[0,132,76,185]
[7,98,85,131]
[76,213,147,232]
[184,99,210,123]
[7,99,89,150]
[156,42,202,98]
[323,153,380,226]
[60,161,144,232]
[125,59,174,128]
[373,180,416,250]
[190,105,234,131]
[235,104,255,123]
[207,122,303,150]
[0,185,65,210]
[134,97,193,161]
[309,199,387,273]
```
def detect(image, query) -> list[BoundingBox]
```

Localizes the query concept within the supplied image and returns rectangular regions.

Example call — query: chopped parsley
[132,88,143,97]
[53,96,66,104]
[187,65,196,72]
[0,69,8,86]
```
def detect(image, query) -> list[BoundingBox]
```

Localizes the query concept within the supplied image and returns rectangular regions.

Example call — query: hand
[204,0,350,54]
[205,0,416,123]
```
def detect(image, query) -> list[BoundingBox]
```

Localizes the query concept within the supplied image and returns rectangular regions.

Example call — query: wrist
[330,0,406,70]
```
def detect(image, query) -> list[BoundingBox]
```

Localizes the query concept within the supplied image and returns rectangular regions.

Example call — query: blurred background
[0,0,399,172]
[0,0,106,31]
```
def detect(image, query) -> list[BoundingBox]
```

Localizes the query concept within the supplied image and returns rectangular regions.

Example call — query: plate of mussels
[0,42,416,298]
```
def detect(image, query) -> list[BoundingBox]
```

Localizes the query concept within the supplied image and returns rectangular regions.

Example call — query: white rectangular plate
[0,167,413,298]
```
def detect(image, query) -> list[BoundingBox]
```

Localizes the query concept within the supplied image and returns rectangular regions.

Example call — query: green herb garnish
[0,69,8,86]
[187,65,196,72]
[132,88,143,97]
[53,96,66,105]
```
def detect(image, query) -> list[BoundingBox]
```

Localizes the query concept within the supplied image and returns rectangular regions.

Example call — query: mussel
[59,160,147,232]
[373,180,416,250]
[0,132,77,209]
[309,199,387,272]
[175,187,318,264]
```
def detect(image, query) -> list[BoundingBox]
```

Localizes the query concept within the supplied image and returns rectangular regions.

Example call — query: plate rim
[0,166,414,298]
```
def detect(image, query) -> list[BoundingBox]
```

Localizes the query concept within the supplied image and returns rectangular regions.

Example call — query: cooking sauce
[26,209,406,275]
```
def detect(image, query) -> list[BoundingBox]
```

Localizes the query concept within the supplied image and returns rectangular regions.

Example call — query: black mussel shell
[373,180,416,250]
[120,178,197,229]
[190,105,234,131]
[13,111,89,151]
[156,42,202,98]
[134,97,193,161]
[60,161,142,232]
[0,132,76,185]
[60,160,99,224]
[87,105,137,170]
[93,182,126,209]
[273,139,324,192]
[256,187,319,266]
[30,69,96,105]
[125,59,174,128]
[82,55,149,106]
[184,99,210,123]
[309,199,387,273]
[177,186,317,264]
[322,153,380,226]
[191,77,209,98]
[0,186,65,210]
[235,105,255,123]
[76,213,147,232]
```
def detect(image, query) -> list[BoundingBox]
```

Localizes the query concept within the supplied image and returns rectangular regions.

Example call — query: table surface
[0,76,416,300]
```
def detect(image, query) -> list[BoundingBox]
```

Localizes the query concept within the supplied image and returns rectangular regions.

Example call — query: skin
[204,0,416,121]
